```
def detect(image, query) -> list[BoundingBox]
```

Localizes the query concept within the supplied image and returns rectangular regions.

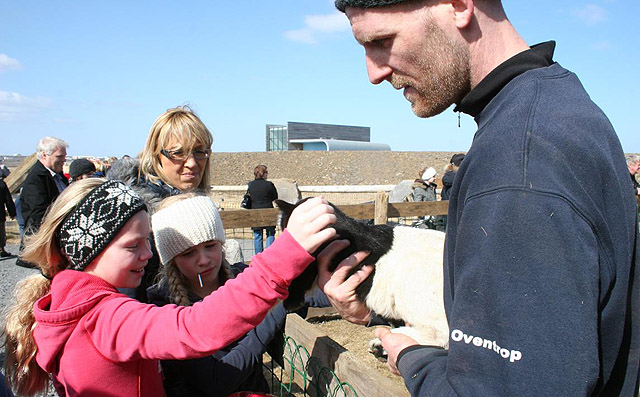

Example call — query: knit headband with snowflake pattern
[58,180,147,270]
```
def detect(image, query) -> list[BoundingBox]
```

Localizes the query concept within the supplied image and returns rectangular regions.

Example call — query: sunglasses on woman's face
[160,148,211,162]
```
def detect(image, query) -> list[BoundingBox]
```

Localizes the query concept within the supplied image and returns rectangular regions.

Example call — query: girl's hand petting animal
[285,196,337,253]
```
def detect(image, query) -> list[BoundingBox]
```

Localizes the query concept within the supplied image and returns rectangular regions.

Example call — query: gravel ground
[0,245,38,324]
[1,244,59,396]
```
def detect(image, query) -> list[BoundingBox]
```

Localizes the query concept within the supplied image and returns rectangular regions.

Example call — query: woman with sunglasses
[138,105,213,198]
[107,105,215,301]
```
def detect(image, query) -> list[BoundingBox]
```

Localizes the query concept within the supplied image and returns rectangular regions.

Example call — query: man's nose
[366,55,392,85]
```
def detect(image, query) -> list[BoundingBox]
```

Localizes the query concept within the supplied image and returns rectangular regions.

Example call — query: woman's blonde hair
[154,193,230,306]
[3,178,106,395]
[139,105,213,191]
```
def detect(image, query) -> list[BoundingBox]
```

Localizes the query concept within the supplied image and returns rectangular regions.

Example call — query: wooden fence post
[374,191,389,225]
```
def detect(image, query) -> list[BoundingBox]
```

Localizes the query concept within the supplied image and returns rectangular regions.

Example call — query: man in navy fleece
[318,0,640,395]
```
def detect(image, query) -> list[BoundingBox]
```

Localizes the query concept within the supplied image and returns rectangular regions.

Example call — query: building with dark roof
[266,121,389,151]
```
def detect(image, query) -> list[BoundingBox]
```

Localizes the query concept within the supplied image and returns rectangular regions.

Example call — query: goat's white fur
[366,226,449,349]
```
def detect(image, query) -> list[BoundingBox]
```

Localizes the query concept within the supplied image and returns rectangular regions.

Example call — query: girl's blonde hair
[139,105,213,192]
[154,193,230,306]
[3,178,105,395]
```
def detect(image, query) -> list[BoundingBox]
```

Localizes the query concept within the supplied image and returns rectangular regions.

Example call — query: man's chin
[410,101,448,119]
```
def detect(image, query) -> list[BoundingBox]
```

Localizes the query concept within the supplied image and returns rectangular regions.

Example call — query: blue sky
[1,1,638,157]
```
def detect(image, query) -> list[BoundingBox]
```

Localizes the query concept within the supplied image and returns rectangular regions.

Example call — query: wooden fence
[219,192,448,229]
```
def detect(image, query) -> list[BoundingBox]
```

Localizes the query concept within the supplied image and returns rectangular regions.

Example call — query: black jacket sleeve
[0,181,15,219]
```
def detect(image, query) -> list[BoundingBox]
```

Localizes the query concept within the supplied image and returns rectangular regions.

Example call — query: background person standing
[17,136,68,268]
[247,165,278,254]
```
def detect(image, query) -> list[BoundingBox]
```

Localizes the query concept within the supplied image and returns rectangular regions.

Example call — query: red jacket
[33,231,312,396]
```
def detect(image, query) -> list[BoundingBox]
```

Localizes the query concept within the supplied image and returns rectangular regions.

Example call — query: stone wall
[210,151,462,186]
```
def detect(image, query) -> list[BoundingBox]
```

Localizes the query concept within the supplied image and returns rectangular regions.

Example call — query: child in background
[3,179,336,396]
[147,194,285,396]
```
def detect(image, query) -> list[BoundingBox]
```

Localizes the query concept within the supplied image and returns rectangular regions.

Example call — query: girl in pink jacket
[3,179,336,396]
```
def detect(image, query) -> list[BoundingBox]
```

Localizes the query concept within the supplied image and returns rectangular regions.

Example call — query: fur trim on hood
[106,157,172,212]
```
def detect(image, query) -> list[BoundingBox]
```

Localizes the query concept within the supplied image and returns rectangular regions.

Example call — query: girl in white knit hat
[149,193,300,396]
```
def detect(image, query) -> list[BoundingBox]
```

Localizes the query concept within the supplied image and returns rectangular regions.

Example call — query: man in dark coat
[17,136,69,267]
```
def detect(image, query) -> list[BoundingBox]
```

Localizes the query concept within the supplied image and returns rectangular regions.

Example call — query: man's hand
[317,239,373,325]
[375,328,419,376]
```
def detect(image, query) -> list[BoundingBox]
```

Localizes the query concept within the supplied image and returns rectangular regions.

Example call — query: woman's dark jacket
[247,179,278,209]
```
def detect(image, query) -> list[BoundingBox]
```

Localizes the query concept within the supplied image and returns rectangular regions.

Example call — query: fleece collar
[455,41,556,118]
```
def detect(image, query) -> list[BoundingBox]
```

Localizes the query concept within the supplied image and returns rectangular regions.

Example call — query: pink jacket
[33,231,312,396]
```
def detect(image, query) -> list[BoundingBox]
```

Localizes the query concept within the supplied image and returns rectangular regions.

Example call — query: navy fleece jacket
[397,42,640,396]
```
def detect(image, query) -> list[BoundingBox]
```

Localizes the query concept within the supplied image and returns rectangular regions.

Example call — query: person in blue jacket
[319,1,640,396]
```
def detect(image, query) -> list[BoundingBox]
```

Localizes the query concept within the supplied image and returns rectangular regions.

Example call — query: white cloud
[284,29,317,44]
[590,40,612,51]
[572,4,608,26]
[0,54,22,72]
[305,13,349,33]
[0,90,52,121]
[284,12,350,44]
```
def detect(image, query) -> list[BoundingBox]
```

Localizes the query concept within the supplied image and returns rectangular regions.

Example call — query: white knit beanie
[152,196,225,266]
[421,167,437,181]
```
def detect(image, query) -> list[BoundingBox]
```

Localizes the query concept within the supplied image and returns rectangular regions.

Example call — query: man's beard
[391,17,471,118]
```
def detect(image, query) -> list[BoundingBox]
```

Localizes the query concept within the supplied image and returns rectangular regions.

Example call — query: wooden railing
[219,192,449,229]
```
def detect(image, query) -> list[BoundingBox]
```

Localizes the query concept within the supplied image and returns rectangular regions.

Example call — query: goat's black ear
[274,199,295,213]
[274,199,295,229]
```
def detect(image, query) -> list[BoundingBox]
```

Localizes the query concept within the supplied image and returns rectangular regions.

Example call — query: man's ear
[450,0,474,29]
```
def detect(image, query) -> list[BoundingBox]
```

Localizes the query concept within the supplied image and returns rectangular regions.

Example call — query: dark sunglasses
[160,148,211,162]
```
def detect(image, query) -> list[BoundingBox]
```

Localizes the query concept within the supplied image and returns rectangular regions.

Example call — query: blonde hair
[154,193,230,306]
[3,178,106,395]
[139,106,213,192]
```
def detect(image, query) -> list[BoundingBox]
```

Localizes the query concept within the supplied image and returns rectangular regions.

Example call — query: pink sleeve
[84,230,313,361]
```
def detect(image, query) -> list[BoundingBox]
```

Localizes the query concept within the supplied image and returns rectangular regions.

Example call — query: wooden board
[5,153,37,194]
[283,314,409,397]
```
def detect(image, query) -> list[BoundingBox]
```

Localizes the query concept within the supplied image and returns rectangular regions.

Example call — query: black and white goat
[275,199,449,351]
